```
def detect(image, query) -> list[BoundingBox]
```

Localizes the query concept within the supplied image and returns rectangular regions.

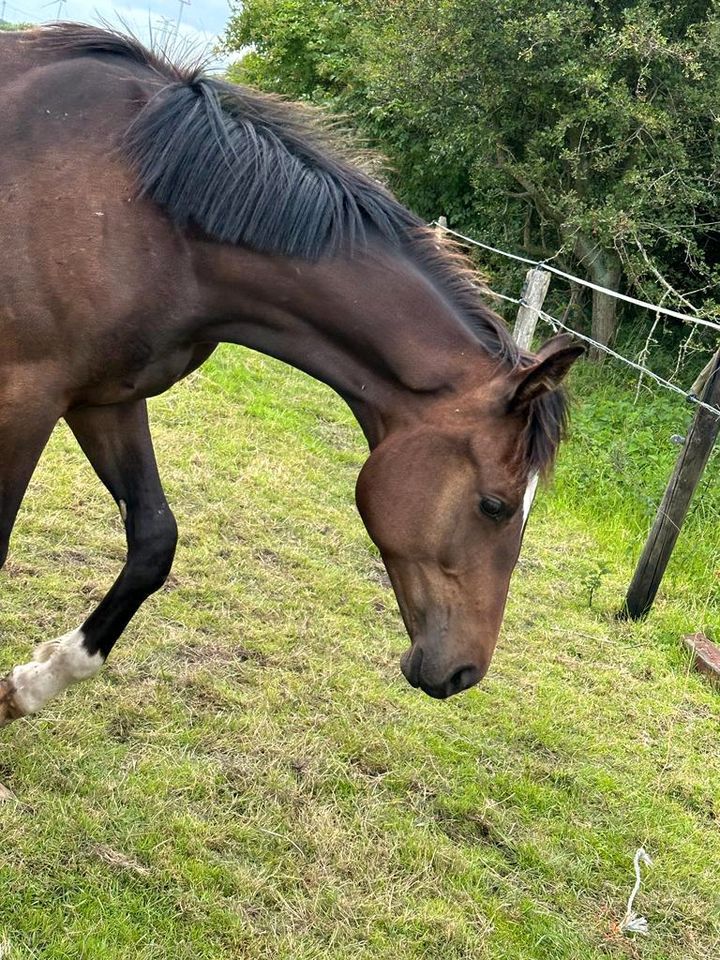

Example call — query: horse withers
[0,25,582,725]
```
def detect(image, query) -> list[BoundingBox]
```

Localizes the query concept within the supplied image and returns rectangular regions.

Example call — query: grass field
[1,346,718,959]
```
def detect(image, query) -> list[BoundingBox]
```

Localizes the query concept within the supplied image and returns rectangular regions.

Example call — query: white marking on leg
[8,628,103,718]
[522,472,539,527]
[119,499,128,523]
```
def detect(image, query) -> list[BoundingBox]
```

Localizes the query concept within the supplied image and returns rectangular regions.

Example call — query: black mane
[31,23,570,474]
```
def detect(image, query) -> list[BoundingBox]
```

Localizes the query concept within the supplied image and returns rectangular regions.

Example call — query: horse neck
[194,242,498,447]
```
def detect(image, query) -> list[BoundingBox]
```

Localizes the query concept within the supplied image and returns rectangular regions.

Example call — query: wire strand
[483,284,720,418]
[434,222,720,334]
[488,289,524,306]
[536,309,720,417]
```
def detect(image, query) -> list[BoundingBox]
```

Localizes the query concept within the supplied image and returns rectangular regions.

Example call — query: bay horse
[0,24,582,727]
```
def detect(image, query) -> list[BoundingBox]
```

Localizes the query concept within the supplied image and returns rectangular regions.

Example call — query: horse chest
[78,342,214,407]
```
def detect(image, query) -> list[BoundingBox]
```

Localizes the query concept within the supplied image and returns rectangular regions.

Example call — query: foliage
[580,559,611,608]
[225,0,720,357]
[1,348,719,958]
[225,0,362,102]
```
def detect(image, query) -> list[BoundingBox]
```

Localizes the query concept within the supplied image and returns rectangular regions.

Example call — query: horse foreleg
[0,404,59,725]
[0,400,177,726]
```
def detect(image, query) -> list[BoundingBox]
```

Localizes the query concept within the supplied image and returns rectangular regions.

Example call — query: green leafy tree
[225,0,720,358]
[225,0,361,102]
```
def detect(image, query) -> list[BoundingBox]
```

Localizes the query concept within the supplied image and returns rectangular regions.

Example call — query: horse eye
[479,496,505,520]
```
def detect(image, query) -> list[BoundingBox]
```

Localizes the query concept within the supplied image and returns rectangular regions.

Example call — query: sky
[1,0,235,66]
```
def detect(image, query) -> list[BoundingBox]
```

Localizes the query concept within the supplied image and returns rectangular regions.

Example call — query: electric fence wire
[483,285,720,418]
[434,221,720,334]
[431,223,720,418]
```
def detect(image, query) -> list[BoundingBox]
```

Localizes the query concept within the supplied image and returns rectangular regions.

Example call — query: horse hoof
[0,674,22,728]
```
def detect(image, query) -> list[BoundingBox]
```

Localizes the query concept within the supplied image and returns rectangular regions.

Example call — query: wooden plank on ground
[682,633,720,688]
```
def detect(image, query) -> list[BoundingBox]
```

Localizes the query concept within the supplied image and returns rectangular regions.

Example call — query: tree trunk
[590,285,619,362]
[573,236,622,362]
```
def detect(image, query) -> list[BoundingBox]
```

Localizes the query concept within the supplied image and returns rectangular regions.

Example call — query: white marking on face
[522,473,540,526]
[8,628,103,717]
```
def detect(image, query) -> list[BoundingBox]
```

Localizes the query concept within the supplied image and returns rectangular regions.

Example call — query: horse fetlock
[40,629,103,682]
[0,630,104,723]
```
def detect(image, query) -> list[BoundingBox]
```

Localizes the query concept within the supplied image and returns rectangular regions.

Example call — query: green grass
[0,347,718,959]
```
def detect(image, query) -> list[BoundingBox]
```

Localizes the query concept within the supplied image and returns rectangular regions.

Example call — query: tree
[225,0,361,102]
[225,0,720,357]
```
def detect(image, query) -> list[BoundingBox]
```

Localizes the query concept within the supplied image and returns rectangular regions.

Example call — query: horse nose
[400,645,484,699]
[400,643,424,687]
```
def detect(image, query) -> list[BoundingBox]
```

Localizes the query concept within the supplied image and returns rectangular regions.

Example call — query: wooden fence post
[514,268,551,350]
[620,348,720,620]
[690,353,717,398]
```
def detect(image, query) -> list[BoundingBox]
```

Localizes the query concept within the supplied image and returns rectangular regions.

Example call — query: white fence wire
[432,222,720,419]
[434,222,720,335]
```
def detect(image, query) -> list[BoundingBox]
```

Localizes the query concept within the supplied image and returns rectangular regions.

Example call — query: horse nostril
[446,665,481,696]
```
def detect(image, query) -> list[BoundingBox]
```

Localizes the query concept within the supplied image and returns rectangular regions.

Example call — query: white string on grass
[619,847,653,935]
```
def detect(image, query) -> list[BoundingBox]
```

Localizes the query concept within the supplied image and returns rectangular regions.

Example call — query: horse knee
[126,511,178,594]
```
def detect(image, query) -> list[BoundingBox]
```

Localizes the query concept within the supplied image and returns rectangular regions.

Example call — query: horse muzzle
[400,642,486,699]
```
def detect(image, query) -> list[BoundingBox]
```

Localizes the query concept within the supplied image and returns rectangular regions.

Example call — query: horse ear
[509,334,584,410]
